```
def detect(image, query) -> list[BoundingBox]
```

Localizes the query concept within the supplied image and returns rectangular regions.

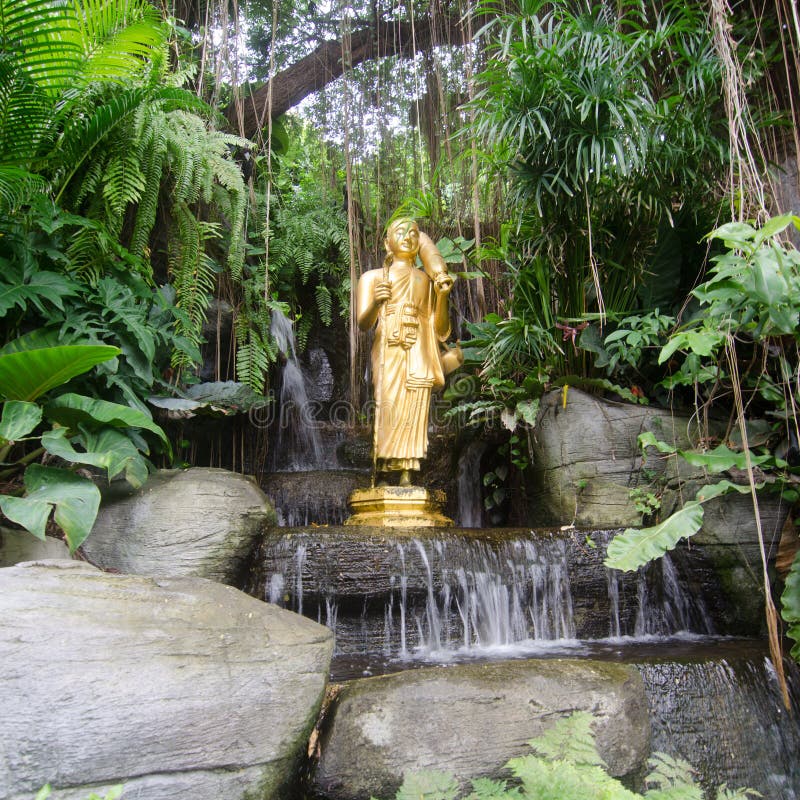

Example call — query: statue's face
[385,219,420,257]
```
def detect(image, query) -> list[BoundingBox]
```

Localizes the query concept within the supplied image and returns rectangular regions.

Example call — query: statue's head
[384,218,420,258]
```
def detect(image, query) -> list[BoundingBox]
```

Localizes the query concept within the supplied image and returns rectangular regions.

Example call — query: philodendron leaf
[678,444,771,473]
[42,427,148,487]
[84,428,148,488]
[781,550,800,661]
[0,400,42,443]
[0,344,120,401]
[637,431,677,454]
[604,481,755,572]
[1,464,102,552]
[0,495,52,540]
[45,393,168,447]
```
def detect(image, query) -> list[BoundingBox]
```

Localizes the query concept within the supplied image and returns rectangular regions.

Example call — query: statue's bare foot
[398,469,412,487]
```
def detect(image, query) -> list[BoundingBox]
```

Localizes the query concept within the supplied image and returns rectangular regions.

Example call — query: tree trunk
[226,15,464,140]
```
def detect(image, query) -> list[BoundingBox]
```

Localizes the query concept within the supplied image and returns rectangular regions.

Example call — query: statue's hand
[374,279,392,304]
[434,273,454,295]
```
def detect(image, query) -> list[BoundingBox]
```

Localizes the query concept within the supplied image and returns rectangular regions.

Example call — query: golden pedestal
[345,485,453,527]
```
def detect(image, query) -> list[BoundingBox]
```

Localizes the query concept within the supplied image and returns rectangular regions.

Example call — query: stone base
[345,486,453,527]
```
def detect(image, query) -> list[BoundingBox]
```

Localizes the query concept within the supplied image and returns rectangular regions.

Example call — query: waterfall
[638,647,800,799]
[250,529,720,663]
[270,308,324,471]
[456,439,487,527]
[634,553,714,636]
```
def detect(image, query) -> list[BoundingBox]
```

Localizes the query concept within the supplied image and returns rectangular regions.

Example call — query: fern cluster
[373,713,759,800]
[261,172,350,351]
[56,68,251,379]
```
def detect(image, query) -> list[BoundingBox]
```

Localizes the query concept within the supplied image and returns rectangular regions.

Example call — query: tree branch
[226,14,464,140]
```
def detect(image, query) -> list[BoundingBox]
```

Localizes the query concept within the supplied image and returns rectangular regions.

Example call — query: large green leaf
[0,494,51,539]
[0,344,120,401]
[0,400,42,443]
[41,426,148,486]
[45,392,168,446]
[781,550,800,661]
[604,481,754,572]
[678,444,771,473]
[0,464,100,550]
[0,327,61,355]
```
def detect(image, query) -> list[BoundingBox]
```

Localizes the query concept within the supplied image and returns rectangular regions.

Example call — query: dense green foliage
[596,215,800,656]
[0,343,167,550]
[471,0,728,325]
[0,0,255,544]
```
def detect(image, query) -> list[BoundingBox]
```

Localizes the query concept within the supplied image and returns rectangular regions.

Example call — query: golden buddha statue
[356,217,463,490]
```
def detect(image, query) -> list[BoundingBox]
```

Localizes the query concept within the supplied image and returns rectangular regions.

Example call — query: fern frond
[315,283,332,327]
[526,712,606,768]
[103,146,146,218]
[168,203,220,372]
[0,0,83,99]
[715,785,762,799]
[643,753,702,799]
[296,312,312,352]
[464,777,516,799]
[395,771,460,800]
[67,224,107,282]
[0,165,45,211]
[129,108,166,255]
[56,86,149,200]
[166,110,204,203]
[74,154,107,207]
[235,335,272,394]
[0,56,50,164]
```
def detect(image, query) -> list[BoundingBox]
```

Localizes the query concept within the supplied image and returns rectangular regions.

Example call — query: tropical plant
[604,214,800,570]
[0,199,200,408]
[0,0,167,208]
[600,214,800,665]
[369,712,758,800]
[469,0,732,360]
[0,341,168,551]
[228,126,351,394]
[1,0,255,392]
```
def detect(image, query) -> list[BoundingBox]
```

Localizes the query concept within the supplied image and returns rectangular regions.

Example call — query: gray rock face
[83,467,275,583]
[524,389,788,634]
[263,470,369,527]
[0,560,333,800]
[527,388,698,527]
[0,527,71,566]
[665,484,789,634]
[313,659,650,800]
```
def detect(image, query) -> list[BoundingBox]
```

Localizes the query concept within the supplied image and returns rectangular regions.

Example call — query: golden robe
[371,264,446,471]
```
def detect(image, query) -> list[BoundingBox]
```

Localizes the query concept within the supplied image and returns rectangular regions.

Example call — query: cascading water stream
[269,308,324,471]
[636,645,800,799]
[249,529,709,662]
[456,439,487,527]
[244,525,800,797]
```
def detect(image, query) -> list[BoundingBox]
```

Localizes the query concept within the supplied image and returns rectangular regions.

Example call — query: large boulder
[0,560,333,800]
[82,467,275,583]
[526,388,698,527]
[313,658,650,800]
